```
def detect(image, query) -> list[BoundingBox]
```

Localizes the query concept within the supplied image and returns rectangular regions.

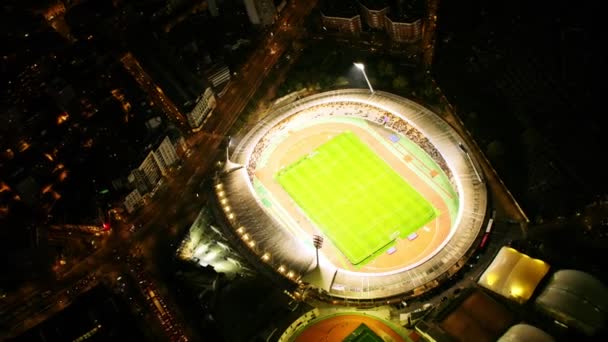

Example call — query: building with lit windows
[124,189,143,214]
[385,14,423,42]
[125,135,181,210]
[319,0,424,43]
[154,136,180,174]
[359,1,389,30]
[186,87,217,130]
[320,2,362,35]
[138,151,163,189]
[128,169,150,195]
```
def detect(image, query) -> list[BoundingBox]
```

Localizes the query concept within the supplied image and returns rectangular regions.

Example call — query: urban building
[123,189,143,214]
[320,2,362,35]
[359,1,389,30]
[124,135,181,212]
[385,15,422,42]
[206,63,231,91]
[243,0,277,26]
[138,151,163,190]
[127,169,150,195]
[319,0,424,42]
[186,87,217,130]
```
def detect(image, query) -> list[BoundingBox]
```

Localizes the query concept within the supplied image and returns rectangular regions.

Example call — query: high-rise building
[138,151,163,189]
[125,135,181,209]
[187,87,217,130]
[124,189,143,214]
[155,136,180,174]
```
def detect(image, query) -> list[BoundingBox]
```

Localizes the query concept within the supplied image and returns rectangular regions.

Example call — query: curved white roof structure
[535,269,608,336]
[497,324,555,342]
[214,89,488,300]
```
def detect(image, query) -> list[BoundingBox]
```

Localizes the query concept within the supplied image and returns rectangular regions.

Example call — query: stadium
[212,89,488,302]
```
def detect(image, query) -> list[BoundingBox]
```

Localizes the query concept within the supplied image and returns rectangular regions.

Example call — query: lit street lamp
[354,62,374,93]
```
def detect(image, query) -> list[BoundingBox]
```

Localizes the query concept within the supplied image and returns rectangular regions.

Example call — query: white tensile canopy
[478,246,550,303]
[535,269,608,336]
[497,323,555,342]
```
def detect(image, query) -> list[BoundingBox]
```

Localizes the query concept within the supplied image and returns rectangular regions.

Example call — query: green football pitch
[275,131,437,266]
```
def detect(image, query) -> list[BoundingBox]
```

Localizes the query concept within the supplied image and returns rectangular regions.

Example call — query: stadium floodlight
[354,63,374,93]
[313,235,324,268]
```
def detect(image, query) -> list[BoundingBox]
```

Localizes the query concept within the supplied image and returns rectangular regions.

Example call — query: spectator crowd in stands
[246,101,456,190]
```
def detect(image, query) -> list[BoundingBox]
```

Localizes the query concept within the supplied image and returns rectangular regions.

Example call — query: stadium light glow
[354,63,374,93]
[218,89,489,299]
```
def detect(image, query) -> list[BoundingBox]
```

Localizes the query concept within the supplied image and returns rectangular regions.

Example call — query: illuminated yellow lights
[223,206,231,212]
[59,170,68,182]
[218,191,225,197]
[486,273,498,286]
[236,226,245,234]
[248,240,256,247]
[216,183,223,189]
[220,198,227,204]
[262,252,271,261]
[286,271,295,278]
[18,140,30,152]
[278,265,286,273]
[42,184,53,194]
[56,112,69,125]
[510,286,524,297]
[227,213,235,219]
[242,233,250,241]
[0,181,11,193]
[4,148,14,160]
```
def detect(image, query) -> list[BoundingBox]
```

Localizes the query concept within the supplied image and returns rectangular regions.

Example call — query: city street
[0,1,319,339]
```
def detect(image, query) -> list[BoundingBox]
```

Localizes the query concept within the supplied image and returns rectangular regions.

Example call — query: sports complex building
[211,89,488,304]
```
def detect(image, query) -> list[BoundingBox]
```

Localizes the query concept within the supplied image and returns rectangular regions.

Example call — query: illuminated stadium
[213,89,488,301]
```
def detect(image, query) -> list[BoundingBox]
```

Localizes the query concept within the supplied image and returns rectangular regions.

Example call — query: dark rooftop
[359,0,390,11]
[320,0,359,18]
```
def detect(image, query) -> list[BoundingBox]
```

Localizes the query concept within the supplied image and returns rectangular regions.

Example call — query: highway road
[0,1,319,339]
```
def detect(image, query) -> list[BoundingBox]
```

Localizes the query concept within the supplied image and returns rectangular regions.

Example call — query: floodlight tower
[312,234,324,268]
[354,63,374,93]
